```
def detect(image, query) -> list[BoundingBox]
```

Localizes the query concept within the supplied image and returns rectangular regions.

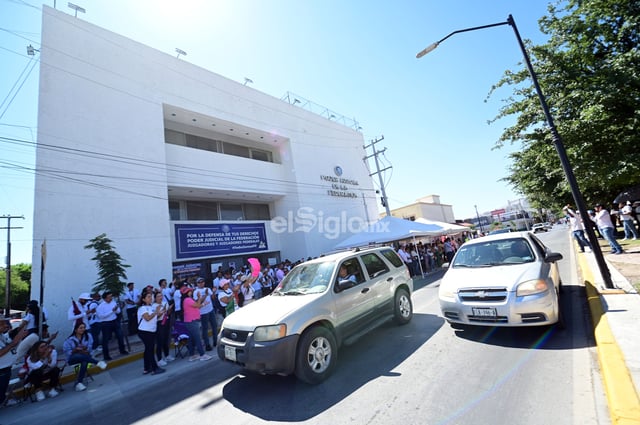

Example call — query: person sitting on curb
[62,321,107,392]
[0,315,28,407]
[25,340,61,401]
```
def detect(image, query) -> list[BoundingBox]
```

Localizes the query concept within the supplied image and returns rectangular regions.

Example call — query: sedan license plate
[224,345,237,362]
[472,307,497,317]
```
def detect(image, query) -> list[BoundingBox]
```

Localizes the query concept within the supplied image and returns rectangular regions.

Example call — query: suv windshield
[275,261,334,295]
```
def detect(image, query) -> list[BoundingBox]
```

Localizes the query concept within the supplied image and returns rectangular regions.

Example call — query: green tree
[0,263,31,311]
[84,233,130,296]
[490,0,640,209]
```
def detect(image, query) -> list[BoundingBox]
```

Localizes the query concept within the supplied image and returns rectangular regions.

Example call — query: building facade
[31,7,377,333]
[388,195,456,223]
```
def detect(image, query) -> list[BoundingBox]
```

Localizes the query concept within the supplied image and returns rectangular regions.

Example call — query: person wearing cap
[618,202,639,240]
[216,279,235,317]
[68,292,93,331]
[180,286,212,361]
[1,315,28,406]
[193,277,216,351]
[592,203,624,254]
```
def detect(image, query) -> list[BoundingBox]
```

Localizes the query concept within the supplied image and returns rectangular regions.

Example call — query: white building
[387,195,456,223]
[31,6,377,333]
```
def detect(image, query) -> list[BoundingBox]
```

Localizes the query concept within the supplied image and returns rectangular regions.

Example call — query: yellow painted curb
[577,251,640,424]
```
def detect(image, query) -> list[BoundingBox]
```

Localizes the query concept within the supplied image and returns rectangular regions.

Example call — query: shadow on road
[221,312,444,421]
[450,284,595,350]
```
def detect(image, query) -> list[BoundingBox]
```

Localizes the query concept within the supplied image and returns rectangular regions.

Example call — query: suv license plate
[224,345,237,362]
[472,307,497,317]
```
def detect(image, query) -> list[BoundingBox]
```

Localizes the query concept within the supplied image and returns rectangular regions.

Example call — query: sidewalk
[578,246,640,424]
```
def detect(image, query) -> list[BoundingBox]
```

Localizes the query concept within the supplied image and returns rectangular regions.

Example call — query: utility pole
[364,135,392,217]
[1,215,24,316]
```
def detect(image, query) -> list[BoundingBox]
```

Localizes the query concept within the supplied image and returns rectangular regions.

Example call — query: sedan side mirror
[544,252,563,263]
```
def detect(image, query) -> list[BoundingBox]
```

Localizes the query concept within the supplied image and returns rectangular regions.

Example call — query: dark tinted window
[361,253,390,279]
[380,249,403,268]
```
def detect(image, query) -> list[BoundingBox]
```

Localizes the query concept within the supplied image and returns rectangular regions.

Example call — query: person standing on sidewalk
[592,204,624,254]
[124,282,141,336]
[180,286,212,362]
[137,289,165,375]
[618,202,639,240]
[153,291,173,365]
[96,291,128,361]
[563,205,592,252]
[193,277,216,351]
[86,292,102,354]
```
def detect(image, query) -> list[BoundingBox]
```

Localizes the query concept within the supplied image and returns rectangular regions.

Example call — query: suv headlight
[254,324,287,342]
[516,279,549,296]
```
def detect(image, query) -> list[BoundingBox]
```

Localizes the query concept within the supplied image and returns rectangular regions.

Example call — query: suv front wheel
[394,288,413,325]
[295,326,337,384]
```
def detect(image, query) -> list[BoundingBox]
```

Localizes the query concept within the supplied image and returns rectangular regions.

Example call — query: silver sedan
[439,231,563,328]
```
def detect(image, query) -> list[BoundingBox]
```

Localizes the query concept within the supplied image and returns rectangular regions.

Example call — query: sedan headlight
[253,324,287,342]
[439,284,457,300]
[516,279,549,296]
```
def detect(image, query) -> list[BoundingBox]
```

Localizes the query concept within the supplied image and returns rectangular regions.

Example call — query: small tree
[84,233,130,296]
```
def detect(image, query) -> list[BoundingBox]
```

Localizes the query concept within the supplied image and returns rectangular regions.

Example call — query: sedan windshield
[275,261,334,295]
[452,238,535,267]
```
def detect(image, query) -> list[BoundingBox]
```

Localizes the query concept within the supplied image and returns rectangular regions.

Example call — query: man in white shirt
[593,204,624,254]
[618,202,639,240]
[96,291,128,361]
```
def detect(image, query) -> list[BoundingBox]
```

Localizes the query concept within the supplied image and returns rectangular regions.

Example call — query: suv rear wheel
[295,326,337,384]
[394,288,413,325]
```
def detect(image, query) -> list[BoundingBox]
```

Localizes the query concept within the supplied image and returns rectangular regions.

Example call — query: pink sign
[248,258,261,277]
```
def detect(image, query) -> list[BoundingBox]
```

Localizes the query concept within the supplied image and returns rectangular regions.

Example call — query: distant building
[387,195,455,223]
[31,7,376,334]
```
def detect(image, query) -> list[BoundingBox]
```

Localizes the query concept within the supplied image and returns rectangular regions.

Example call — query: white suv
[217,247,413,384]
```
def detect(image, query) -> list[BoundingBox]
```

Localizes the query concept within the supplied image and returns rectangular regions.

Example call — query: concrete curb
[577,251,640,424]
[58,351,144,386]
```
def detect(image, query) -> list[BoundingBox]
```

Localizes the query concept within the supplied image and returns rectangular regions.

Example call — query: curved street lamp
[417,14,613,289]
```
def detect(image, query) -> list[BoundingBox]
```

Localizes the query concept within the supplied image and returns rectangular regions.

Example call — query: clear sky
[0,0,554,264]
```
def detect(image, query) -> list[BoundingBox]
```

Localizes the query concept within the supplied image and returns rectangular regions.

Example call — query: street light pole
[474,205,484,235]
[417,14,614,289]
[1,215,24,315]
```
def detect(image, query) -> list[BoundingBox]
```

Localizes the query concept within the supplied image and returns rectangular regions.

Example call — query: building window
[222,142,250,158]
[250,149,272,162]
[165,128,274,163]
[244,204,271,220]
[220,203,244,220]
[169,201,181,220]
[186,201,219,220]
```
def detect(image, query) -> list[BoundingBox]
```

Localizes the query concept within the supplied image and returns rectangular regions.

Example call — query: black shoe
[205,345,213,351]
[120,350,130,355]
[151,368,165,375]
[104,356,113,361]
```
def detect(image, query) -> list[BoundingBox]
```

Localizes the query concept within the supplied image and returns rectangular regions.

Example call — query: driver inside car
[336,265,357,285]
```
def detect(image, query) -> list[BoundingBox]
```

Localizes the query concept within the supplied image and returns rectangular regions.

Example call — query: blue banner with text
[175,223,268,259]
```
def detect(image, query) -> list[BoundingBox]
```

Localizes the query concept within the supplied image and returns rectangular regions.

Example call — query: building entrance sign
[175,223,268,259]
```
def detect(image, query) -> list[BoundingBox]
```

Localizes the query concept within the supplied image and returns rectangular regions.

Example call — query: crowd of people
[0,259,305,406]
[395,237,465,277]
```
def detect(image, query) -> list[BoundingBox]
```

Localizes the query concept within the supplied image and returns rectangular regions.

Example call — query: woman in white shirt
[137,289,165,375]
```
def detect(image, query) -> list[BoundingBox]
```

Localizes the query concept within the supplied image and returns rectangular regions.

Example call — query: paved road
[2,229,610,425]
